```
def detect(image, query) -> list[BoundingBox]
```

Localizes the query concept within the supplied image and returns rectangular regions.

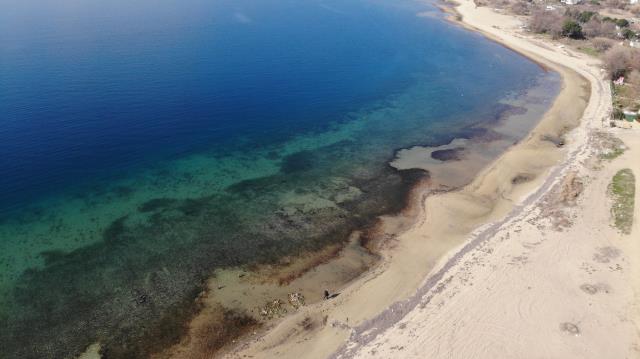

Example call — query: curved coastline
[219,0,608,357]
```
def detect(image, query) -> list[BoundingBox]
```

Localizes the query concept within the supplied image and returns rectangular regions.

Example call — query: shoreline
[147,74,557,359]
[219,0,609,357]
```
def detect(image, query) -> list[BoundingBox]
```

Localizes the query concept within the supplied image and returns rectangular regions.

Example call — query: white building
[561,0,582,4]
[631,0,638,5]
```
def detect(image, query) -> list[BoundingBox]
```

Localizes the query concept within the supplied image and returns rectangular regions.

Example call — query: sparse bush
[509,1,529,15]
[622,28,637,39]
[601,21,617,38]
[583,18,601,37]
[604,46,633,79]
[605,0,628,10]
[582,19,617,38]
[530,9,565,37]
[616,18,630,27]
[613,107,625,119]
[576,11,596,23]
[592,37,615,52]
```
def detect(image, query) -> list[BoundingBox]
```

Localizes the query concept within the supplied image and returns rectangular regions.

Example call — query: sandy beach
[210,0,640,357]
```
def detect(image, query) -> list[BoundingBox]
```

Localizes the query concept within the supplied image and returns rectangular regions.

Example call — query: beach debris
[324,289,340,300]
[511,173,535,185]
[558,172,583,206]
[593,246,621,264]
[537,171,585,231]
[614,76,625,85]
[560,322,581,336]
[288,292,305,309]
[299,316,315,330]
[258,299,288,319]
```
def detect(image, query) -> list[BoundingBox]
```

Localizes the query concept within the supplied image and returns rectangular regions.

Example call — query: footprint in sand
[593,246,621,264]
[579,283,610,295]
[560,322,581,336]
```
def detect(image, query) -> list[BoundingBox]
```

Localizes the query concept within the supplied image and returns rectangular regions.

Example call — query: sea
[0,0,559,356]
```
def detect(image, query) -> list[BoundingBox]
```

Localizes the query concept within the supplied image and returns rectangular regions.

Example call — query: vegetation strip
[609,168,636,234]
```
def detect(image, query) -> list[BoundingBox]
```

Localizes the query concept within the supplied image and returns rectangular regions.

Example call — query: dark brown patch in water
[431,147,464,161]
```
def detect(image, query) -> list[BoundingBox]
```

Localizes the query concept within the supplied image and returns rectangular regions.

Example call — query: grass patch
[595,132,626,160]
[601,146,626,160]
[609,168,635,235]
[577,46,599,57]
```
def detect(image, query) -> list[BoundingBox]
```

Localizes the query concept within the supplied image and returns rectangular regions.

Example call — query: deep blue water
[3,0,537,214]
[0,0,559,357]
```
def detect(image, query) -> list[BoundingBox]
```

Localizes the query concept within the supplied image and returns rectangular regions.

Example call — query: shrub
[613,107,625,119]
[601,21,619,38]
[604,46,633,79]
[509,1,529,15]
[577,11,596,23]
[582,19,617,38]
[583,18,601,37]
[616,18,630,28]
[622,28,637,39]
[605,0,629,9]
[530,9,565,37]
[562,20,584,39]
[592,37,615,52]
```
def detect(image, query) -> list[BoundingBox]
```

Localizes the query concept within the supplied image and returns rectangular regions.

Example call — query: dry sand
[219,0,637,358]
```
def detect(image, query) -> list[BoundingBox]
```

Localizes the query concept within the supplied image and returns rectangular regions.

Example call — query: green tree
[616,18,630,28]
[562,20,583,39]
[622,28,636,39]
[577,11,596,23]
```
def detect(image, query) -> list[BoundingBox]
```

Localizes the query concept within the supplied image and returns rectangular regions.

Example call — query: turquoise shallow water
[0,0,559,356]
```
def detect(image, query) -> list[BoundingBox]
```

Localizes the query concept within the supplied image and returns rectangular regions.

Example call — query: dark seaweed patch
[138,198,178,213]
[280,151,316,174]
[111,186,134,198]
[177,198,210,217]
[38,250,68,266]
[431,148,464,161]
[103,216,129,243]
[0,130,441,359]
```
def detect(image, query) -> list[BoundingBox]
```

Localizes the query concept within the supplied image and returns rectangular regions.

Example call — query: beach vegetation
[605,0,630,10]
[595,131,627,160]
[565,9,596,23]
[622,28,637,40]
[609,168,635,234]
[613,107,626,120]
[616,18,630,27]
[577,45,599,56]
[602,16,630,27]
[509,1,530,15]
[582,18,617,38]
[591,37,615,52]
[530,9,565,37]
[603,46,640,79]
